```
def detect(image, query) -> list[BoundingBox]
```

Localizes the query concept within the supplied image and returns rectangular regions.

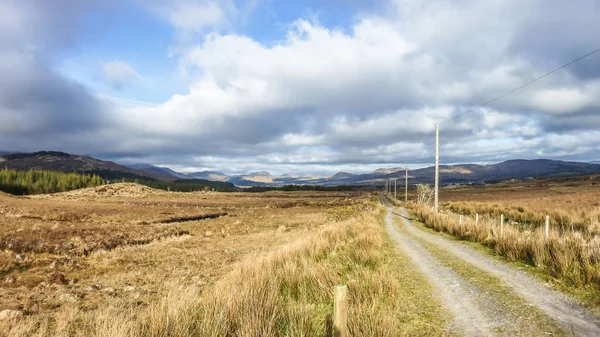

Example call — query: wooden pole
[500,214,504,237]
[475,213,479,226]
[394,179,397,200]
[405,168,408,202]
[434,123,439,215]
[459,215,462,225]
[545,215,550,240]
[333,285,348,337]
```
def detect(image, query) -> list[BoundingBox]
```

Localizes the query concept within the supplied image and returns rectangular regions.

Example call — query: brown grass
[1,184,448,336]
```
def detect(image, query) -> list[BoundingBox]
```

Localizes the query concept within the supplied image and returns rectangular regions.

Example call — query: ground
[0,184,367,330]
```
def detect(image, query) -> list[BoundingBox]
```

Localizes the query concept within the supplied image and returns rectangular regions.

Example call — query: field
[0,183,450,336]
[4,178,600,336]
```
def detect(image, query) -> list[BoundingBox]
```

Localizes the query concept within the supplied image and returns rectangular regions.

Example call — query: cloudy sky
[1,0,599,175]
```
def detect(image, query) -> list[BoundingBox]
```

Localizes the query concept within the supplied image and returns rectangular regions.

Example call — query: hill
[187,171,230,181]
[0,151,174,181]
[367,159,600,186]
[127,164,188,179]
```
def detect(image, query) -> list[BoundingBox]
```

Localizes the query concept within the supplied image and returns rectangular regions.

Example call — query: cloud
[0,1,111,138]
[103,61,142,89]
[147,0,238,35]
[2,0,600,174]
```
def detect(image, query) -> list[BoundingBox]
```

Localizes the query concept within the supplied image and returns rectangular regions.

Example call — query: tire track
[384,210,494,336]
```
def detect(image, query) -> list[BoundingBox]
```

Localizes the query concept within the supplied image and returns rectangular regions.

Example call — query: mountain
[0,151,175,181]
[372,167,404,174]
[330,172,357,179]
[357,159,600,186]
[127,164,189,179]
[247,171,272,177]
[187,171,230,182]
[248,159,600,187]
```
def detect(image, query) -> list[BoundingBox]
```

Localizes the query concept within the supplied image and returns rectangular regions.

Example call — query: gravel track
[385,200,600,336]
[384,210,494,336]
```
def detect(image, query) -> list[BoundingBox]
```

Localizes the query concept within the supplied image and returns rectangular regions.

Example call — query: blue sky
[1,0,600,175]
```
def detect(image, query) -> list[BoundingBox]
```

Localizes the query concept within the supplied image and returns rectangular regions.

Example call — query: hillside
[127,164,189,179]
[0,151,174,181]
[187,171,230,181]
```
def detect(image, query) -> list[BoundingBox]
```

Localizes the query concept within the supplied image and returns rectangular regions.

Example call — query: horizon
[2,150,599,177]
[1,1,600,174]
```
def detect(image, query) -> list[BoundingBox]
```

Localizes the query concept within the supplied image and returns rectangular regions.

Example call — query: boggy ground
[0,183,369,333]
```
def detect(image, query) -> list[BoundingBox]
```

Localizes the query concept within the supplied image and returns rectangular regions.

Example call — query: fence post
[500,214,504,237]
[545,215,550,240]
[475,213,479,227]
[333,285,348,337]
[459,215,462,225]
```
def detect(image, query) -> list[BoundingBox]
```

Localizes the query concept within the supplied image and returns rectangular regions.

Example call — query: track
[382,198,600,336]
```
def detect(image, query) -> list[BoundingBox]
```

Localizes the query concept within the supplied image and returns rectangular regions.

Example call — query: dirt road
[382,198,600,336]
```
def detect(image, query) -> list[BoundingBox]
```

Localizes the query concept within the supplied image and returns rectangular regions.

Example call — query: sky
[1,0,600,175]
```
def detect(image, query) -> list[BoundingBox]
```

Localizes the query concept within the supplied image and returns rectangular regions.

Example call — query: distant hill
[247,171,272,177]
[187,171,230,182]
[0,151,174,181]
[127,164,189,179]
[330,172,357,180]
[359,159,600,186]
[3,153,599,188]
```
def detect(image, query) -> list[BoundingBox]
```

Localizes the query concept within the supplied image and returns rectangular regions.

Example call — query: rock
[204,231,213,237]
[103,287,116,294]
[124,285,136,292]
[0,309,23,321]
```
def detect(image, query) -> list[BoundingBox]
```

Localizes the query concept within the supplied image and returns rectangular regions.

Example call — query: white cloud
[102,60,141,90]
[4,0,600,174]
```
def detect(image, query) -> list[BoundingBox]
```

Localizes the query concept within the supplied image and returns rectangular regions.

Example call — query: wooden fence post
[475,213,479,227]
[500,214,504,237]
[333,285,348,337]
[545,215,550,240]
[459,215,462,225]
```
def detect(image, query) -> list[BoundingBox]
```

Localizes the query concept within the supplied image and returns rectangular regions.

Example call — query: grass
[385,177,600,313]
[1,184,449,336]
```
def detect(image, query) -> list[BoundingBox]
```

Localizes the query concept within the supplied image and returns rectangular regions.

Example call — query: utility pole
[394,179,397,199]
[405,168,408,201]
[434,123,439,215]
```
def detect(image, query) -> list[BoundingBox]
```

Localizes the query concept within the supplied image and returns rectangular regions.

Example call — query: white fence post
[500,214,504,237]
[545,215,550,240]
[475,213,479,227]
[459,215,462,225]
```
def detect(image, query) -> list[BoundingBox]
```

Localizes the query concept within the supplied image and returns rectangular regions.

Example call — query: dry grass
[1,184,448,336]
[386,177,600,294]
[408,202,600,288]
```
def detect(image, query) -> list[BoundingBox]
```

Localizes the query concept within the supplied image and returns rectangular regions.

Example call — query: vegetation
[143,179,236,192]
[245,184,375,192]
[1,189,450,336]
[0,168,104,195]
[405,201,600,292]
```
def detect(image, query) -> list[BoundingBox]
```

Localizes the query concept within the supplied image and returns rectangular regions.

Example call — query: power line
[441,47,600,124]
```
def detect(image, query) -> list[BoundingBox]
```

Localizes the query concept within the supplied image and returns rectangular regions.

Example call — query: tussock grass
[407,202,600,290]
[445,201,600,235]
[2,199,447,336]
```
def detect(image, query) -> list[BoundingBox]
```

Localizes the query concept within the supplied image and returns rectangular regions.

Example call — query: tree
[415,184,434,206]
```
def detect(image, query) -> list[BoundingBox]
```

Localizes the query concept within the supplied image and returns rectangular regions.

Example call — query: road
[382,197,600,336]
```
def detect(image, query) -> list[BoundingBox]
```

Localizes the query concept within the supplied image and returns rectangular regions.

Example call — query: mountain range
[2,151,600,187]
